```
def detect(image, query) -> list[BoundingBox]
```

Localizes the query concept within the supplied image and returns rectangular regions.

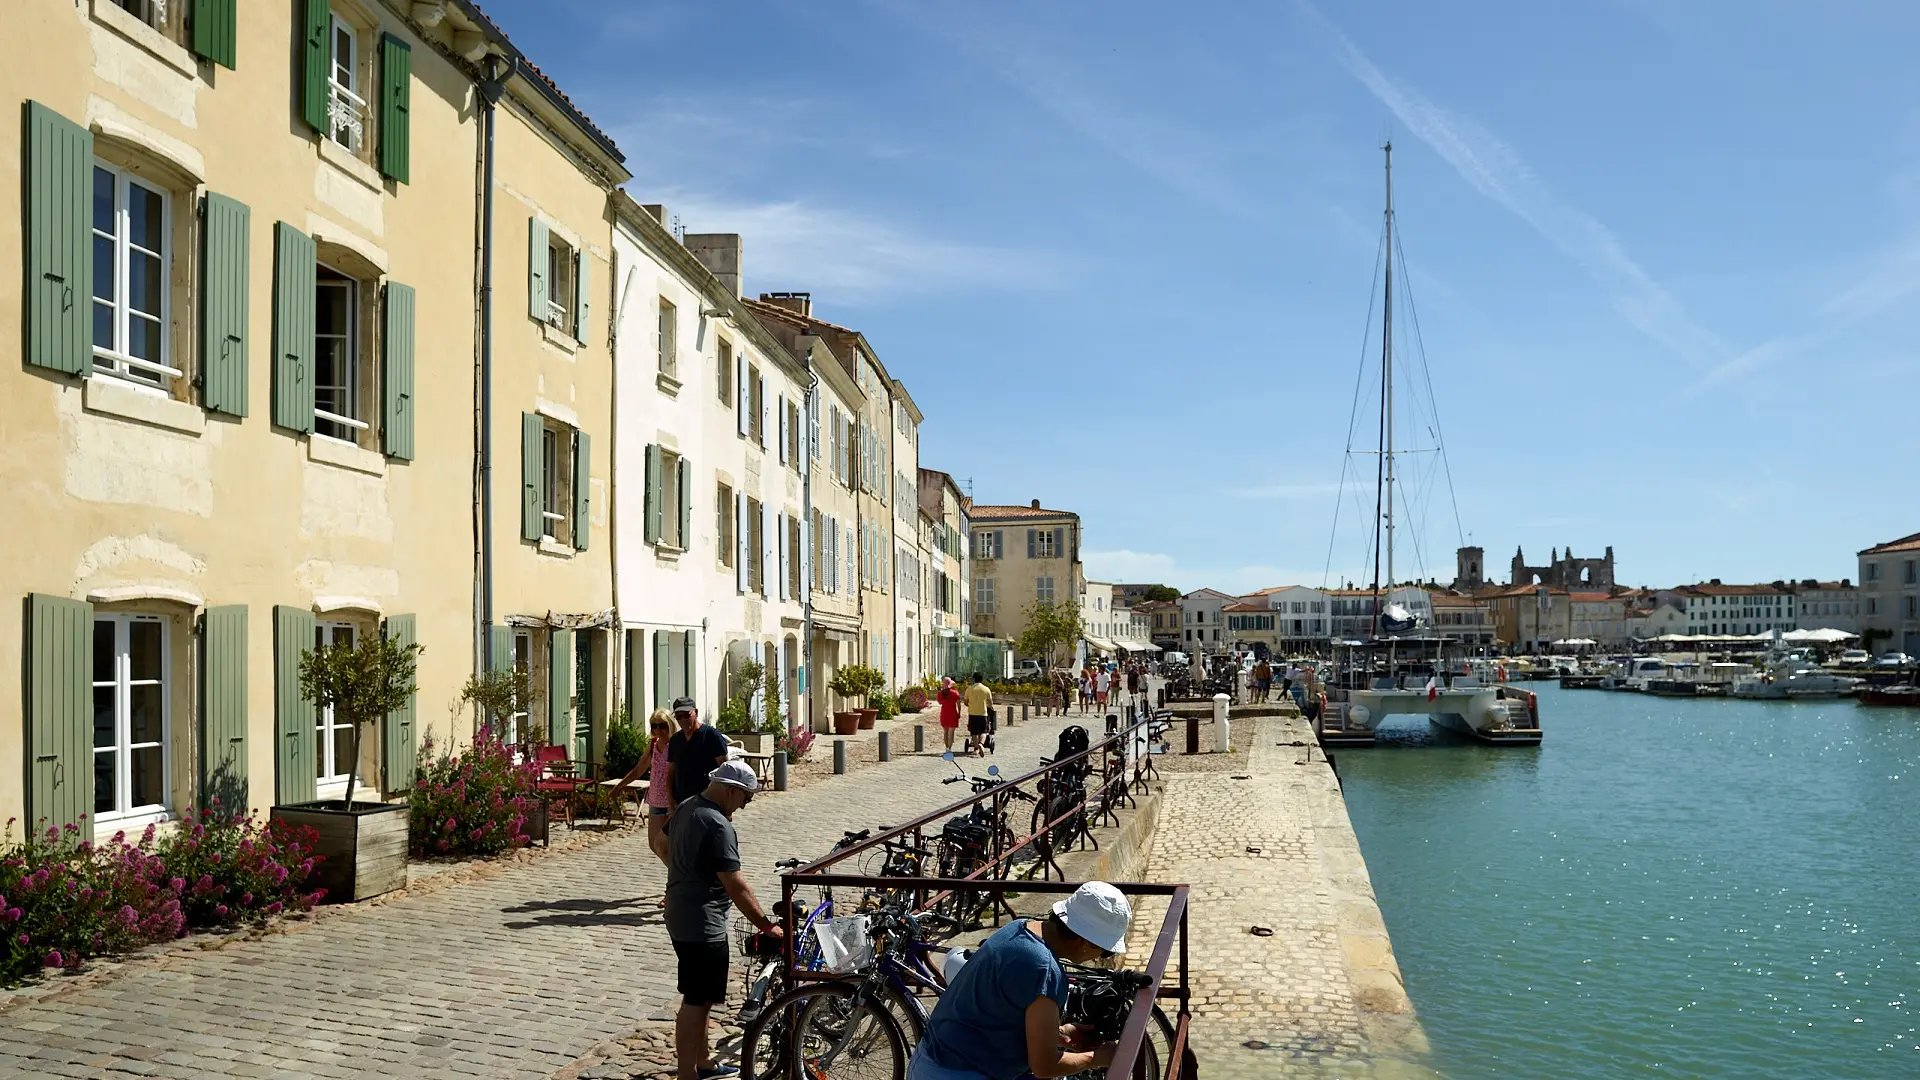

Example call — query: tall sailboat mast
[1370,141,1396,637]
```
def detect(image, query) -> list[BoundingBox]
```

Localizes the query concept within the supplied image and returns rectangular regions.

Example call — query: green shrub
[604,707,645,779]
[409,733,537,858]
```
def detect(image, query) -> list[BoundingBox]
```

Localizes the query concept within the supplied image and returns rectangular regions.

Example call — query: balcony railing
[328,78,368,148]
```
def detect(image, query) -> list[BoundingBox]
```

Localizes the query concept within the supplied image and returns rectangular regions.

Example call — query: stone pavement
[1133,714,1437,1080]
[0,708,1096,1080]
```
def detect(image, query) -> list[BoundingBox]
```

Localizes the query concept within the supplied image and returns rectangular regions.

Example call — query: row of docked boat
[1555,650,1919,704]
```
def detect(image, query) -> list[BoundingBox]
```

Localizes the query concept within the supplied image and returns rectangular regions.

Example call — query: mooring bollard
[1022,702,1031,725]
[774,750,789,791]
[1185,714,1200,755]
[914,724,925,753]
[878,730,891,762]
[833,739,847,775]
[1214,693,1232,753]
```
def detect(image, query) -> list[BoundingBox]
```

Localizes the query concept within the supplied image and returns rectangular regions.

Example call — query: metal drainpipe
[607,259,638,720]
[478,60,504,673]
[801,358,818,732]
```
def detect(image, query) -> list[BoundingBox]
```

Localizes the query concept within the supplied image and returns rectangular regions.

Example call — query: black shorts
[673,940,730,1006]
[968,714,990,736]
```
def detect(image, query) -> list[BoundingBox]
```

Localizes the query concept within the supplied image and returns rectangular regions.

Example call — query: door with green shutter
[383,282,415,459]
[26,594,93,833]
[548,629,572,748]
[273,606,317,805]
[199,606,248,812]
[382,615,417,791]
[272,224,316,433]
[25,103,92,376]
[201,194,250,415]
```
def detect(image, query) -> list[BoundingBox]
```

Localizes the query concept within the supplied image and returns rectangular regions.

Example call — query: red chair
[533,745,590,829]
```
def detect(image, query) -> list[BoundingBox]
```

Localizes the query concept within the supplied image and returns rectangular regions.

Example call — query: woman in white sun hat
[908,881,1133,1080]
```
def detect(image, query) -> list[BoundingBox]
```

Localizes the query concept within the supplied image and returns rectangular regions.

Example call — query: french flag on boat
[1425,676,1439,702]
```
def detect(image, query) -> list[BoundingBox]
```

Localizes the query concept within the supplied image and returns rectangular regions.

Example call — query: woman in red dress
[937,676,963,752]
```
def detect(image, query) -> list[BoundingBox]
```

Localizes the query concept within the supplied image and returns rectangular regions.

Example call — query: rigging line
[1322,228,1388,592]
[1392,221,1467,551]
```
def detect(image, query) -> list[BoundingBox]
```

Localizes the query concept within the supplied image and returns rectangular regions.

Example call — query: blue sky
[486,0,1920,594]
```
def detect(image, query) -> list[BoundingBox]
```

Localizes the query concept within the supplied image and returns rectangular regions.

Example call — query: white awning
[1120,641,1161,652]
[1085,636,1118,653]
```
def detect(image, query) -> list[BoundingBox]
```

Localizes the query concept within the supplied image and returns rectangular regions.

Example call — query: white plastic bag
[814,915,874,974]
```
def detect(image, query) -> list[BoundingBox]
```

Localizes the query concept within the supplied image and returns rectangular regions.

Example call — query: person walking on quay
[611,708,677,864]
[965,672,994,757]
[1054,669,1072,715]
[1093,666,1110,712]
[937,676,964,752]
[906,881,1135,1080]
[665,761,782,1080]
[1252,657,1272,704]
[666,697,728,818]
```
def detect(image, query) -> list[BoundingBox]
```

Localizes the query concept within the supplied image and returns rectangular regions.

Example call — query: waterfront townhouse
[1677,581,1795,638]
[888,382,926,685]
[1568,591,1629,645]
[1858,533,1920,656]
[1241,585,1332,651]
[917,469,973,675]
[1427,592,1494,646]
[1177,588,1239,651]
[1137,600,1182,649]
[672,243,813,726]
[1082,580,1121,658]
[745,293,864,729]
[1221,602,1281,656]
[1481,585,1573,650]
[480,19,627,767]
[968,502,1085,659]
[1,0,531,832]
[1793,579,1860,635]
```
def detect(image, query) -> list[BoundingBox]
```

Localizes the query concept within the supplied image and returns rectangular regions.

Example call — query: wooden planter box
[833,711,860,735]
[738,731,771,755]
[270,801,410,903]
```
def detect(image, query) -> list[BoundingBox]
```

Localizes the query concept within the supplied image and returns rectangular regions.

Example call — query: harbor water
[1337,684,1920,1078]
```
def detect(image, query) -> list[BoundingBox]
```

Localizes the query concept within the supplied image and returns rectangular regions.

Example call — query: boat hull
[1343,687,1541,746]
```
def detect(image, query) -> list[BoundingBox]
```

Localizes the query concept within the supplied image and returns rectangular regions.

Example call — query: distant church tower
[1453,546,1485,591]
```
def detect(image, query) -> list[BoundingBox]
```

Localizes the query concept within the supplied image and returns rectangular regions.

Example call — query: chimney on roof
[641,204,666,224]
[1710,578,1722,586]
[759,291,812,317]
[683,233,744,297]
[1030,499,1041,509]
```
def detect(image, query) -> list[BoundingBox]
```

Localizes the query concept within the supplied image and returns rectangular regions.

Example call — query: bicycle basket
[734,916,786,960]
[813,914,874,974]
[942,813,990,847]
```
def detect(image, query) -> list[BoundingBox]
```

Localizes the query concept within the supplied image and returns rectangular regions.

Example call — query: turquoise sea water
[1336,684,1920,1079]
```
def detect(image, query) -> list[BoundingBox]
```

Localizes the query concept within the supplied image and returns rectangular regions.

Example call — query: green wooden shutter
[653,630,669,710]
[527,217,548,321]
[25,102,92,377]
[382,615,417,791]
[378,34,412,183]
[683,629,698,703]
[488,624,513,674]
[676,456,691,550]
[382,282,415,459]
[199,605,248,813]
[273,605,317,805]
[300,0,329,132]
[573,248,590,343]
[624,628,643,725]
[521,412,544,542]
[572,429,591,551]
[26,594,93,834]
[643,444,662,545]
[548,629,571,746]
[271,223,316,433]
[200,193,250,416]
[192,0,237,68]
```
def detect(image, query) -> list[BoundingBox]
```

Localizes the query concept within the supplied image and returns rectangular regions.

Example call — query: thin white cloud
[650,189,1072,304]
[1294,0,1729,371]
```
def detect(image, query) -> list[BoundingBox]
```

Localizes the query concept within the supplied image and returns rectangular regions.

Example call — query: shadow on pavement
[500,894,664,929]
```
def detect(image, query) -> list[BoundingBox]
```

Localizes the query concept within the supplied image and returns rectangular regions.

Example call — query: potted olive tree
[271,632,422,902]
[721,658,776,754]
[828,666,862,736]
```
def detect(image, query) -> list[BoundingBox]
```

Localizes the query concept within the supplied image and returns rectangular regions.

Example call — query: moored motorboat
[1857,684,1920,707]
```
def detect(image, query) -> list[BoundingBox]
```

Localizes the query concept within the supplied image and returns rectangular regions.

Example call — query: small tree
[459,665,533,743]
[298,633,423,810]
[1141,584,1181,603]
[1017,599,1083,674]
[720,659,765,735]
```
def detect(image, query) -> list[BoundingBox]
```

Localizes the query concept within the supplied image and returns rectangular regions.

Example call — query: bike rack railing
[781,712,1156,935]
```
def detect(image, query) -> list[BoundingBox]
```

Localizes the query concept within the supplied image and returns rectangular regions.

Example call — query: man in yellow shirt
[964,673,994,758]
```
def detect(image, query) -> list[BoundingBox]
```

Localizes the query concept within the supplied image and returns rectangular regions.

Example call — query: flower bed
[0,812,325,985]
[409,733,539,858]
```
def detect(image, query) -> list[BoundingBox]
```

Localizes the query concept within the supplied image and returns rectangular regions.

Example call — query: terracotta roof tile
[968,504,1078,520]
[455,2,623,162]
[1861,531,1920,556]
[1679,583,1792,596]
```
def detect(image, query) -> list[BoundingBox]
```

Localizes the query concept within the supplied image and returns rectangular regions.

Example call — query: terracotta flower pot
[834,711,861,735]
[857,709,878,730]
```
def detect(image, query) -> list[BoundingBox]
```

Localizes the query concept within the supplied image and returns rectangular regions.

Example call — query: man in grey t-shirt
[665,761,780,1080]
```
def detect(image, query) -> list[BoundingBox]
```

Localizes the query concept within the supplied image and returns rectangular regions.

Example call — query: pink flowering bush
[0,812,322,985]
[409,733,538,858]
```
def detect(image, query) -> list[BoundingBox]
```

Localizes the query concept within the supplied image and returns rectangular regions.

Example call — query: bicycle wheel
[739,982,909,1080]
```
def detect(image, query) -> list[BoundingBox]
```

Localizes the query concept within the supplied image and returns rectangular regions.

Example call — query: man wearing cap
[665,697,729,818]
[665,761,782,1080]
[908,881,1133,1079]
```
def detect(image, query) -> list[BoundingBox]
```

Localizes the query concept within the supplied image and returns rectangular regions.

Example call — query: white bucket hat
[707,760,761,794]
[1051,881,1132,955]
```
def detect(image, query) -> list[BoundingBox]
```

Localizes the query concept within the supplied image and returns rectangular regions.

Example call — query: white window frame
[328,13,368,152]
[92,613,170,826]
[314,621,358,789]
[1035,530,1057,558]
[90,162,178,389]
[509,631,532,745]
[540,421,575,544]
[718,338,733,405]
[658,446,683,549]
[314,263,368,442]
[546,238,574,331]
[657,298,677,377]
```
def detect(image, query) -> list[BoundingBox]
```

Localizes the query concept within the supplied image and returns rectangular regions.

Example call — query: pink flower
[43,950,62,967]
[214,904,229,918]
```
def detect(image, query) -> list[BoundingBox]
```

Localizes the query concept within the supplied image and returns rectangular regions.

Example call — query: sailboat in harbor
[1319,143,1542,748]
